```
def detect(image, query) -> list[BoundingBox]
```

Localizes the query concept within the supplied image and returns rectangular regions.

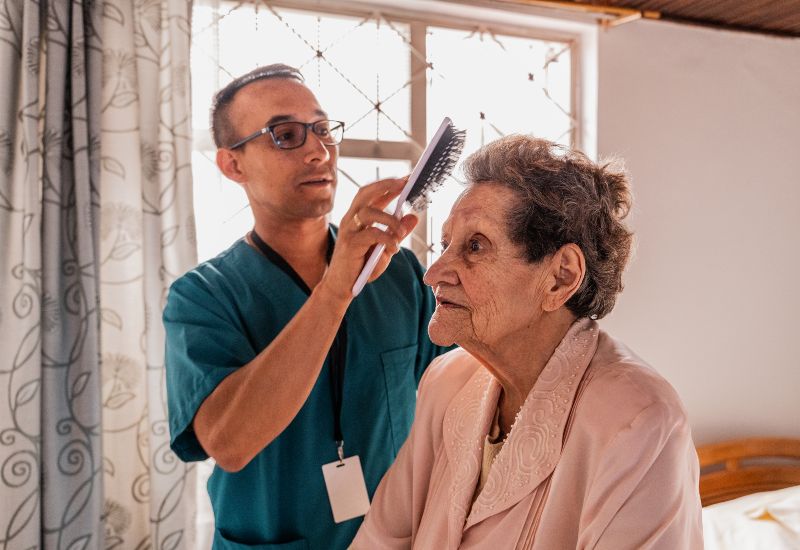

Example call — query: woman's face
[424,183,551,350]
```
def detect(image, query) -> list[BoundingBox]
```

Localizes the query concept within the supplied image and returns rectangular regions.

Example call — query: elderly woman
[351,136,703,549]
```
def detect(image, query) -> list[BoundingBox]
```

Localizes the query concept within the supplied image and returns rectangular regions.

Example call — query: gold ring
[353,212,365,231]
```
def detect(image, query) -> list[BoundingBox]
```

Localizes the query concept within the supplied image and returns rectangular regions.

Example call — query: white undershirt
[472,406,506,504]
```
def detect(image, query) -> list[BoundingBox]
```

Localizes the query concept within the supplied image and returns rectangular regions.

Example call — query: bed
[699,437,800,549]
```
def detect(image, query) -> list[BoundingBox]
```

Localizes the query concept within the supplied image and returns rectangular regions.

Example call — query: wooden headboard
[697,437,800,507]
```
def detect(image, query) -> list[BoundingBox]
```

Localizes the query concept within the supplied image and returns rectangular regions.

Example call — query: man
[163,64,447,549]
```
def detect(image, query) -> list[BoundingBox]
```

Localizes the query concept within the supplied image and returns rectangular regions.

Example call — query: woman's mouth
[436,297,464,309]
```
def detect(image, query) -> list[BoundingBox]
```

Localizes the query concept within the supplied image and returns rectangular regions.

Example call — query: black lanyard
[250,228,348,459]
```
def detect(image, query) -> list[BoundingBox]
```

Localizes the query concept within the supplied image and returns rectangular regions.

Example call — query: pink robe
[352,319,703,549]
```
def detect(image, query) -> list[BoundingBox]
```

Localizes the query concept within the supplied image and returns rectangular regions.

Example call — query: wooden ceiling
[561,0,800,37]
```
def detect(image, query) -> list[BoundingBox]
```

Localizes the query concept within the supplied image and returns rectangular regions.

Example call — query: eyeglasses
[228,119,344,150]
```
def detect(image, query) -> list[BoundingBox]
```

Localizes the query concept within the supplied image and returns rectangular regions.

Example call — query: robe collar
[442,318,600,543]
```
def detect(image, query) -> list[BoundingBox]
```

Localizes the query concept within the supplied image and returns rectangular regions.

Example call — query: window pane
[425,27,573,264]
[427,27,572,146]
[192,2,410,142]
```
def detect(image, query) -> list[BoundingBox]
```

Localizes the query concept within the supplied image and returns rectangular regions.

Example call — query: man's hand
[320,177,418,302]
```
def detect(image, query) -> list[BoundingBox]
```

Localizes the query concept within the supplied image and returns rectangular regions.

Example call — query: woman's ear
[543,243,585,312]
[216,148,247,185]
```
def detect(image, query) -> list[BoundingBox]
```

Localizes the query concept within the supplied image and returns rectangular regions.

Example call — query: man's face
[227,78,339,222]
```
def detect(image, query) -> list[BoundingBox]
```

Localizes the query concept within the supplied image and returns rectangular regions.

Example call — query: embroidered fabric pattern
[443,369,497,537]
[441,319,599,532]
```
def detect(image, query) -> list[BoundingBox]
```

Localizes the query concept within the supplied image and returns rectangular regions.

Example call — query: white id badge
[321,455,371,523]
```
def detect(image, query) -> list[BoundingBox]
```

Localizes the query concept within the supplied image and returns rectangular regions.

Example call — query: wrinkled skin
[424,183,552,353]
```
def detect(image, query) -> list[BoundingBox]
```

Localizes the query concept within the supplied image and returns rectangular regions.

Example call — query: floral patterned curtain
[0,1,105,547]
[99,0,197,547]
[0,1,196,548]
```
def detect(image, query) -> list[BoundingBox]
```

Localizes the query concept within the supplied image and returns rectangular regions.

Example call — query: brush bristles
[406,124,467,211]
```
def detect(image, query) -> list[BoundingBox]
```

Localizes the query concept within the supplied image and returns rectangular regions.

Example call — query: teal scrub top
[163,228,447,549]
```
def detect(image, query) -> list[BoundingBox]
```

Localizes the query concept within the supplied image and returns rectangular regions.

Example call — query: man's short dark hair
[210,64,304,149]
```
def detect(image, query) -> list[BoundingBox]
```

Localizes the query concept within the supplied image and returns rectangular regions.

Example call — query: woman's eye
[440,241,449,253]
[468,239,481,253]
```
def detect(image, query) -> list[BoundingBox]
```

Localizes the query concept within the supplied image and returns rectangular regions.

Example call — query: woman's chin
[427,322,457,347]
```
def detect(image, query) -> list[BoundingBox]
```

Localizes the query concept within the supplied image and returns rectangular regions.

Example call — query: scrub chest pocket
[380,344,419,453]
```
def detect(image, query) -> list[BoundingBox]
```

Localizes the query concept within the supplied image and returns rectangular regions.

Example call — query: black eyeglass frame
[228,119,345,150]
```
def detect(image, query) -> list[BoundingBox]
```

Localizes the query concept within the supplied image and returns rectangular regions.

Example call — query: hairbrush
[351,117,466,296]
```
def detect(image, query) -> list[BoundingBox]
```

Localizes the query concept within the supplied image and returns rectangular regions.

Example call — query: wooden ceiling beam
[492,0,800,37]
[493,0,660,23]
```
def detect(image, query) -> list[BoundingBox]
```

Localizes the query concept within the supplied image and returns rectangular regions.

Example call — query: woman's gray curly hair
[462,135,634,319]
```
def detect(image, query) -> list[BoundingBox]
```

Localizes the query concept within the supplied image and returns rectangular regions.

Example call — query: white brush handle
[351,201,403,296]
[351,243,386,296]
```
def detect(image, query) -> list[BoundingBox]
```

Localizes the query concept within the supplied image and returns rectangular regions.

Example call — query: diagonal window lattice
[190,1,574,265]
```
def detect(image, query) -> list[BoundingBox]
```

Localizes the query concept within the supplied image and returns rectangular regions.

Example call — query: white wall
[597,20,800,445]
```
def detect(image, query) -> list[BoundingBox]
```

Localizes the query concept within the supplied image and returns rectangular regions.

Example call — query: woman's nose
[424,252,457,287]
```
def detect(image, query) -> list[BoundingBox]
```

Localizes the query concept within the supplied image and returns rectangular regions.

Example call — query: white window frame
[193,0,596,264]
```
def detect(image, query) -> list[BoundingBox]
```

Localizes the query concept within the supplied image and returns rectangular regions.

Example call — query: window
[191,0,576,264]
[189,2,580,546]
